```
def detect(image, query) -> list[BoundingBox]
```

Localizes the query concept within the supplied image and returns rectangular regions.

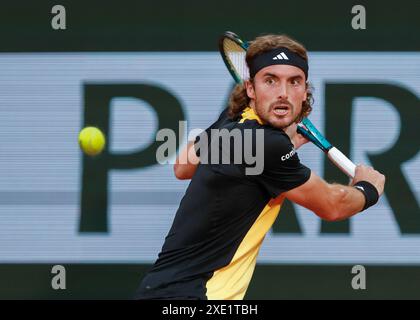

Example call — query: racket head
[218,31,250,84]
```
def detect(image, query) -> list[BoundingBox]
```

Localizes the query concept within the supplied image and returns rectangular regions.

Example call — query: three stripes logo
[273,52,289,60]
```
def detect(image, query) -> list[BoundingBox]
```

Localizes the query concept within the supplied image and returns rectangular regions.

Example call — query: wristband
[354,181,379,211]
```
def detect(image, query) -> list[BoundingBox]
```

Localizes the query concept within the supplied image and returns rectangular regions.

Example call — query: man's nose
[278,82,288,99]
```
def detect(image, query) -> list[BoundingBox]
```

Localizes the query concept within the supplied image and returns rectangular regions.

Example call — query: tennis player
[134,34,385,300]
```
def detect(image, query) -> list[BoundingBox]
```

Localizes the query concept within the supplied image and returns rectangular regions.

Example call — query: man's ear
[245,80,255,99]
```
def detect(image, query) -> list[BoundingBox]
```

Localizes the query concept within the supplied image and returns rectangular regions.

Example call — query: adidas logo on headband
[272,52,289,60]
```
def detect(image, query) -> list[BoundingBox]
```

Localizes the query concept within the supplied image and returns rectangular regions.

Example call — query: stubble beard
[254,98,301,130]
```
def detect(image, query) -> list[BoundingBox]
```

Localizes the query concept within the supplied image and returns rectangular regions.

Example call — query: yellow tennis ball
[78,127,106,156]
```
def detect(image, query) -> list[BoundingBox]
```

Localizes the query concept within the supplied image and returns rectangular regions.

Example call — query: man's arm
[284,165,385,221]
[174,141,200,180]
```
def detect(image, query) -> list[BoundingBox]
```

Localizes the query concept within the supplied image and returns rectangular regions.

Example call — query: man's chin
[268,117,294,130]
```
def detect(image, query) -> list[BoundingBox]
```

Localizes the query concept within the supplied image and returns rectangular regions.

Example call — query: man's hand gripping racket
[219,31,356,178]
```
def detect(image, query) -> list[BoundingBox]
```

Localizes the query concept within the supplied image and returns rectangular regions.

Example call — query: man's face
[245,64,307,129]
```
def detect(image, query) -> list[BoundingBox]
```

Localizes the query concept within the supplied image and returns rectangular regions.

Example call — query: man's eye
[291,79,301,86]
[265,78,275,85]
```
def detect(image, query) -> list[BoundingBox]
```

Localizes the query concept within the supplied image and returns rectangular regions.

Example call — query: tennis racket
[219,31,356,178]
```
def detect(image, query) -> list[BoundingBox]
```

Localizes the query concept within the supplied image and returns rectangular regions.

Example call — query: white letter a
[51,265,66,290]
[51,5,66,30]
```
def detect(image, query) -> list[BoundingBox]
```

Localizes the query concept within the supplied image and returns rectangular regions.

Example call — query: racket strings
[223,39,249,82]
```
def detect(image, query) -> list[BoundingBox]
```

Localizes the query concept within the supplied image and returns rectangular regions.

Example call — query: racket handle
[327,147,356,178]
